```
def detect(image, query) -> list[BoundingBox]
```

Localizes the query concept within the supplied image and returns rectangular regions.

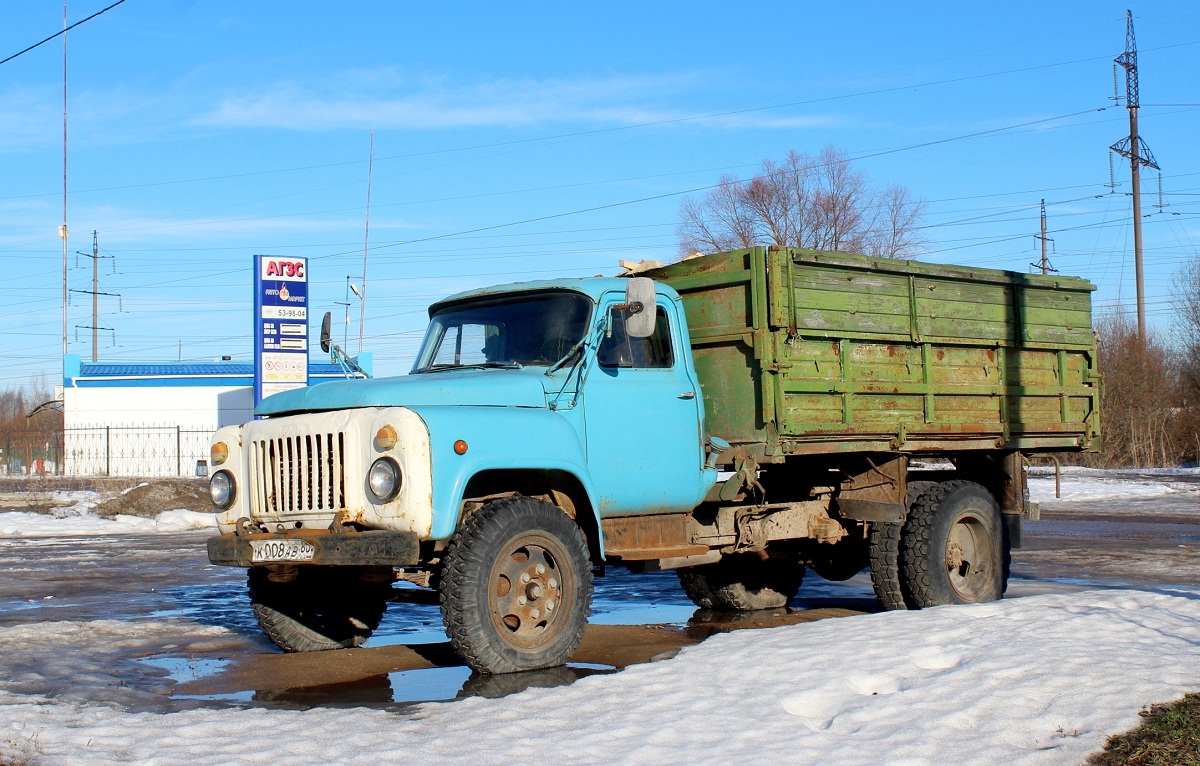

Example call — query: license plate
[250,538,316,562]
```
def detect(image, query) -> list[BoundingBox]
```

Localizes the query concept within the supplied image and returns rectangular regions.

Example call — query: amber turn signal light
[374,425,398,451]
[453,439,468,455]
[210,441,229,465]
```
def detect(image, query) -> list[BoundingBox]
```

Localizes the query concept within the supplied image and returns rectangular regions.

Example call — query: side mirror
[623,277,657,338]
[320,312,332,353]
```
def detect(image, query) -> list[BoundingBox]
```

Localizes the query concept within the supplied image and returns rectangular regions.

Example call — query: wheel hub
[946,541,965,571]
[946,511,991,599]
[494,543,563,642]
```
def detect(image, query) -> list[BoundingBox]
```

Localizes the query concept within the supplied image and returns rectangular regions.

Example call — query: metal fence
[63,425,214,478]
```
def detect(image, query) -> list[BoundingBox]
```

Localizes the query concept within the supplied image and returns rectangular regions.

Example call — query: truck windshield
[412,291,593,372]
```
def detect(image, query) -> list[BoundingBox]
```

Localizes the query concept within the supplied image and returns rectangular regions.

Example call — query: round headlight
[210,470,235,509]
[368,458,401,502]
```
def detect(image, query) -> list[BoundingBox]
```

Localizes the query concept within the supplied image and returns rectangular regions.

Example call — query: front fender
[408,405,601,542]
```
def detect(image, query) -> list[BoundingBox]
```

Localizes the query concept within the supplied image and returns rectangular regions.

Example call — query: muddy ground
[0,476,1196,711]
[0,477,208,516]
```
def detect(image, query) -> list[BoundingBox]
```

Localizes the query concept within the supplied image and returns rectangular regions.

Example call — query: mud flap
[1002,511,1023,549]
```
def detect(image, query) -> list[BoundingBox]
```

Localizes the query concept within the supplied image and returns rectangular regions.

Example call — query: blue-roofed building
[61,353,371,477]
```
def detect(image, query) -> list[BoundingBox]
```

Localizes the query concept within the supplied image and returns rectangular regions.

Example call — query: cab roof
[431,276,665,315]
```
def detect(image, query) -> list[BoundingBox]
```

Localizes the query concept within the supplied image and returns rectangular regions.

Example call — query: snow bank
[1027,476,1186,503]
[1028,466,1200,477]
[1026,467,1200,511]
[2,588,1198,765]
[0,509,217,538]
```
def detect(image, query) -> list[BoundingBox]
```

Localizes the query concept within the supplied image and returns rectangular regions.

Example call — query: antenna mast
[1109,9,1159,340]
[358,132,374,354]
[60,4,69,356]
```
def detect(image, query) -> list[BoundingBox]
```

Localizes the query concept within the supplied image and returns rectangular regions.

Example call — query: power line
[0,0,129,67]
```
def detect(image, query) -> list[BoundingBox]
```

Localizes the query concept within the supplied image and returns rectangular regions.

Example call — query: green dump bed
[646,247,1100,460]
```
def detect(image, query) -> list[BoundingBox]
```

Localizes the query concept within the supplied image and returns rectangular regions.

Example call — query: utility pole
[1110,9,1159,341]
[1033,199,1056,275]
[70,230,119,361]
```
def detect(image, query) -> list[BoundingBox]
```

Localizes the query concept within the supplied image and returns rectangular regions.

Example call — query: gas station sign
[253,255,309,405]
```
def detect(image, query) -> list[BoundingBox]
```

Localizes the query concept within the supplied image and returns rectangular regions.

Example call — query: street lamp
[349,281,364,352]
[343,277,364,353]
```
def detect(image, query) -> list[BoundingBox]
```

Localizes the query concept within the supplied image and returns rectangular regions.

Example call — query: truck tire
[899,480,1008,608]
[807,535,868,582]
[249,566,391,652]
[677,554,804,611]
[439,495,593,674]
[868,480,935,611]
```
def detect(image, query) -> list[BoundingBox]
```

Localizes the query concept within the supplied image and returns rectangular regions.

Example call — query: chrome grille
[250,432,346,515]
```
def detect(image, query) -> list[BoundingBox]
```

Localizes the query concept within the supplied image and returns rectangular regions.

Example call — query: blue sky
[3,2,1199,386]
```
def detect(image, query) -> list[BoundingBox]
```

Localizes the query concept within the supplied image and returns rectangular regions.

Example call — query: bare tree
[811,145,868,252]
[1171,256,1200,461]
[676,145,926,259]
[677,174,758,255]
[1090,310,1182,467]
[743,150,816,248]
[863,183,929,260]
[0,377,62,475]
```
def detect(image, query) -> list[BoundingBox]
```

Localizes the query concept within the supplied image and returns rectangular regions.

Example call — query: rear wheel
[868,480,935,611]
[249,566,391,652]
[439,496,593,674]
[677,554,804,611]
[900,480,1007,607]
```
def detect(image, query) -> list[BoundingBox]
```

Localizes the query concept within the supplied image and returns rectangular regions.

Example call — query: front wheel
[900,481,1008,608]
[439,496,593,674]
[249,566,391,652]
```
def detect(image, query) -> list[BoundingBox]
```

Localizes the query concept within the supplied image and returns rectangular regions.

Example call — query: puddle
[590,603,697,625]
[179,690,256,703]
[206,662,621,709]
[390,666,475,703]
[455,663,617,700]
[0,598,77,613]
[138,656,230,684]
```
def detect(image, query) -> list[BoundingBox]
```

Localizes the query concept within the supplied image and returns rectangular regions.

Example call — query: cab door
[581,296,708,515]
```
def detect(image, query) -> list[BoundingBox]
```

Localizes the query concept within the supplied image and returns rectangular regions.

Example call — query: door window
[597,307,673,368]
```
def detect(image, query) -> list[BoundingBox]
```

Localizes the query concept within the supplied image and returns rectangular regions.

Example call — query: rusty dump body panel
[644,247,1100,464]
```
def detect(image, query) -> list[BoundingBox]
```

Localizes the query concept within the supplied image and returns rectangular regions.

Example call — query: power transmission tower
[1032,199,1056,275]
[1109,9,1159,340]
[69,230,120,361]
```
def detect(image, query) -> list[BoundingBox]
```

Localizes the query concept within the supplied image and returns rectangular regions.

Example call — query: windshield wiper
[415,361,523,374]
